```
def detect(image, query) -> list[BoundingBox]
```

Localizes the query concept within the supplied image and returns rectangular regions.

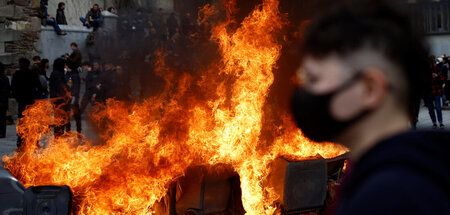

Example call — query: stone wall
[427,34,450,56]
[37,25,92,65]
[0,0,41,70]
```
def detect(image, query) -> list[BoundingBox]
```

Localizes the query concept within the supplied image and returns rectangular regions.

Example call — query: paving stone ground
[1,105,449,164]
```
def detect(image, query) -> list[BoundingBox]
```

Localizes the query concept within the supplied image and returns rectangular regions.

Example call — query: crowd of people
[0,1,212,141]
[0,42,133,144]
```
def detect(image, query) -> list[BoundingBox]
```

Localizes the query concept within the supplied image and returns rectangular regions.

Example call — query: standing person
[65,63,82,134]
[11,58,44,146]
[291,1,449,215]
[118,10,132,40]
[427,66,445,128]
[67,42,82,72]
[38,59,50,99]
[80,4,103,30]
[180,13,194,37]
[155,8,168,48]
[38,0,66,35]
[80,62,100,115]
[95,62,115,103]
[167,13,179,39]
[145,10,157,40]
[0,62,10,138]
[132,9,147,42]
[56,2,68,25]
[111,65,131,101]
[49,58,69,137]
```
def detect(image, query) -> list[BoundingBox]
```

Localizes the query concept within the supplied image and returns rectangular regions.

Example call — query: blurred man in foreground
[291,0,450,214]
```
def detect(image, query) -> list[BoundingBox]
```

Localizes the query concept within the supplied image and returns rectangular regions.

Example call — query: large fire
[2,0,348,214]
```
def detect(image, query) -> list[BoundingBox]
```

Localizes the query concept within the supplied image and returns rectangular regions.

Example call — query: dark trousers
[46,18,62,33]
[17,102,30,147]
[427,94,443,124]
[55,100,82,136]
[80,17,102,30]
[80,92,94,115]
[67,102,82,133]
[54,99,70,137]
[0,104,6,137]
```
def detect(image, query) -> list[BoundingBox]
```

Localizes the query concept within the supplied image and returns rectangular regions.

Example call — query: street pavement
[1,105,450,162]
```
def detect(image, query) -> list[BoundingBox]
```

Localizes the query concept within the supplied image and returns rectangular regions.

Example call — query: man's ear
[361,67,389,109]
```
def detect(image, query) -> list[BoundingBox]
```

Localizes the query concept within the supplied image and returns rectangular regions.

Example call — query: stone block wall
[37,25,92,66]
[0,0,41,72]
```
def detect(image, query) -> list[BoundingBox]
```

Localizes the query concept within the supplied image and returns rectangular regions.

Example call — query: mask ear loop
[332,69,366,93]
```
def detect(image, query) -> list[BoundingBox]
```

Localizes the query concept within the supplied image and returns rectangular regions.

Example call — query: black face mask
[291,72,369,142]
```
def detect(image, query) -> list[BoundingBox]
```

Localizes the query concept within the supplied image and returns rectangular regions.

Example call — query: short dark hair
[32,56,41,62]
[40,58,49,66]
[82,61,91,67]
[93,4,99,7]
[0,62,4,74]
[71,42,78,48]
[107,7,115,12]
[301,0,430,116]
[18,58,30,69]
[58,2,65,9]
[53,58,67,71]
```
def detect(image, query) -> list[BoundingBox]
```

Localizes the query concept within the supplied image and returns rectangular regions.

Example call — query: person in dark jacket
[67,42,82,71]
[49,58,70,137]
[11,58,44,146]
[0,62,10,138]
[167,13,179,39]
[80,61,100,115]
[132,9,147,42]
[39,0,66,35]
[80,4,103,30]
[56,2,67,25]
[65,64,81,133]
[95,62,115,103]
[291,1,449,215]
[111,65,131,101]
[37,59,49,99]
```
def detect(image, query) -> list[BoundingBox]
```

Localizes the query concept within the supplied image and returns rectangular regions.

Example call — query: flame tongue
[3,0,348,214]
[209,0,283,213]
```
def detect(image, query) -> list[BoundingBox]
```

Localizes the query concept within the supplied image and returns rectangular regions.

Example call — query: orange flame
[3,0,348,214]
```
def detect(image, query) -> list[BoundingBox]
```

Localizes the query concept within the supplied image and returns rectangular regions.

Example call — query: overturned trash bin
[24,185,72,215]
[268,158,328,214]
[0,167,25,215]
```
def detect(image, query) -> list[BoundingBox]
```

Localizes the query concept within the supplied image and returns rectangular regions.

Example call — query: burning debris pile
[2,0,347,214]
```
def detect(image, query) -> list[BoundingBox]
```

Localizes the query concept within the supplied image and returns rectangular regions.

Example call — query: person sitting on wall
[107,7,117,15]
[56,2,68,25]
[38,0,66,35]
[80,4,103,30]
